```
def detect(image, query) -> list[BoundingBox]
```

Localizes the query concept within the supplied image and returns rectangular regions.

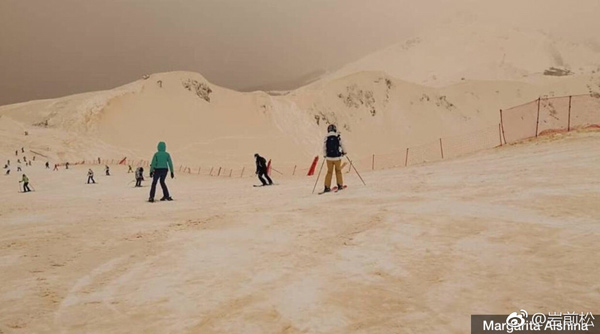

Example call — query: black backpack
[326,135,342,158]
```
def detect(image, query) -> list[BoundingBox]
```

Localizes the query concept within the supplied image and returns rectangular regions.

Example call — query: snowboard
[253,184,278,187]
[318,185,347,195]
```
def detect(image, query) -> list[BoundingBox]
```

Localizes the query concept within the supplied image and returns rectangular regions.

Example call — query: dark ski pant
[149,168,170,199]
[135,178,142,187]
[257,168,272,186]
[87,176,95,184]
[23,182,30,192]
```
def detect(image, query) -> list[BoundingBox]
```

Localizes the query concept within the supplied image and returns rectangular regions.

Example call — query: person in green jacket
[148,141,174,202]
[19,174,31,192]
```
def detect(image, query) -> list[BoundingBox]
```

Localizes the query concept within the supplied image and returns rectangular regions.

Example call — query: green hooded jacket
[150,141,174,173]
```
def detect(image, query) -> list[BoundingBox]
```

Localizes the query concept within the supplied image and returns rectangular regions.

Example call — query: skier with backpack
[148,141,174,202]
[322,124,346,193]
[135,167,144,187]
[254,153,273,186]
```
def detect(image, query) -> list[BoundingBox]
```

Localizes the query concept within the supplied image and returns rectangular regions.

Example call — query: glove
[149,171,154,178]
[171,172,174,179]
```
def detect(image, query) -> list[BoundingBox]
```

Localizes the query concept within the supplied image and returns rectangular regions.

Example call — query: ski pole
[270,167,284,175]
[346,155,366,186]
[311,159,325,194]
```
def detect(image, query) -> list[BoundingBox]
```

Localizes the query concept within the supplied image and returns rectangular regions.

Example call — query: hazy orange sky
[1,0,599,105]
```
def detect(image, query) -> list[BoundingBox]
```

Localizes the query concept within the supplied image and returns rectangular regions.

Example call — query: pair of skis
[318,185,347,195]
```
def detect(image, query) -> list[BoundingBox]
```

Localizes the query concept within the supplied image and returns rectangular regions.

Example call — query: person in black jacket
[254,153,273,186]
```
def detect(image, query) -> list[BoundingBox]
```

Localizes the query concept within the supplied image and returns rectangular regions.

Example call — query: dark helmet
[254,153,259,158]
[140,167,144,172]
[327,124,337,132]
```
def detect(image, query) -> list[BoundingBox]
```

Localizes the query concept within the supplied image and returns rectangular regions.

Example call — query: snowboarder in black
[87,169,96,184]
[322,124,346,193]
[254,153,273,186]
[105,165,110,176]
[135,167,144,187]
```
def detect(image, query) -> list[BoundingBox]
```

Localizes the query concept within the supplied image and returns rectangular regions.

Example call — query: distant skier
[21,147,24,153]
[135,167,144,187]
[45,162,50,169]
[254,153,273,186]
[148,141,174,202]
[5,164,10,175]
[17,162,22,172]
[98,157,101,164]
[87,169,96,184]
[65,162,70,169]
[15,150,18,156]
[32,156,36,161]
[128,165,133,173]
[19,174,31,192]
[322,124,346,193]
[105,165,110,176]
[53,164,59,171]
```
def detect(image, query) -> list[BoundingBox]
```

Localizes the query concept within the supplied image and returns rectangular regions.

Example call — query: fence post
[372,154,375,170]
[499,123,503,146]
[292,165,297,176]
[217,167,222,176]
[209,167,214,176]
[405,148,409,167]
[535,97,541,137]
[500,109,507,145]
[568,95,572,132]
[439,138,444,159]
[229,169,232,177]
[241,167,245,178]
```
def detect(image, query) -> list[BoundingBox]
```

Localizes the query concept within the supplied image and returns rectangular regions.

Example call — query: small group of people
[6,124,348,199]
[252,124,345,193]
